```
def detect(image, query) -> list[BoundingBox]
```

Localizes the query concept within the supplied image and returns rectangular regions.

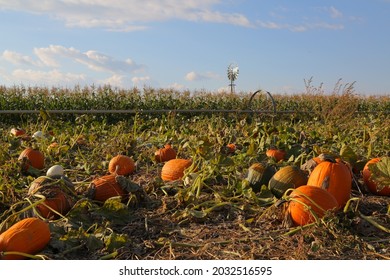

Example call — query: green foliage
[0,86,389,259]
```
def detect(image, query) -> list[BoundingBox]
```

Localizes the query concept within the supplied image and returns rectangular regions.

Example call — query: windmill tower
[227,64,239,94]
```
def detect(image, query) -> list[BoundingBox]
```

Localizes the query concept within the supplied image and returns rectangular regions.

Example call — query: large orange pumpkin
[28,176,74,219]
[287,185,339,226]
[0,217,51,260]
[307,160,352,208]
[87,174,128,202]
[363,158,390,196]
[18,147,45,170]
[108,155,135,176]
[161,159,192,181]
[155,144,177,163]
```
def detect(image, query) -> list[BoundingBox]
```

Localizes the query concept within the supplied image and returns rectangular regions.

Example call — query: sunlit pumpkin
[287,185,339,226]
[87,174,128,202]
[155,144,177,163]
[268,165,308,198]
[108,154,135,176]
[266,148,286,162]
[0,217,51,260]
[18,147,45,171]
[307,160,352,208]
[161,158,192,181]
[363,158,390,196]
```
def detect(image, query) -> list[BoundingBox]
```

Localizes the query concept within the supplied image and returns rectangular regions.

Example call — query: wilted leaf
[116,175,141,193]
[188,209,208,219]
[85,234,104,252]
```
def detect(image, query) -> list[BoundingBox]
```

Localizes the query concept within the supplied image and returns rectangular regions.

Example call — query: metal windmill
[227,64,239,94]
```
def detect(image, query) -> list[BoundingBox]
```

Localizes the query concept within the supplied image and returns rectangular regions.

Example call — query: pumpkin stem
[318,153,337,163]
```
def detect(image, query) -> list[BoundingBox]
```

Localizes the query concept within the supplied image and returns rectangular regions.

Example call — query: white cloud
[0,0,252,31]
[185,71,219,81]
[30,45,144,73]
[131,76,150,85]
[168,82,186,90]
[11,69,87,85]
[33,45,80,67]
[329,6,343,19]
[2,50,39,66]
[99,74,130,88]
[1,45,146,87]
[257,20,343,32]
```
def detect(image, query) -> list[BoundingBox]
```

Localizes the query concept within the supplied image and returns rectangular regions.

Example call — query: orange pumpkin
[161,158,192,181]
[307,160,352,208]
[18,147,45,170]
[0,217,51,260]
[87,174,128,202]
[266,148,286,162]
[287,185,339,226]
[155,144,177,163]
[226,143,236,154]
[363,158,390,196]
[28,176,74,219]
[108,154,135,176]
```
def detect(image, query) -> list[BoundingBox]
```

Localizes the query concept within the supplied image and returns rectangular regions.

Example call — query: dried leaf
[116,175,141,193]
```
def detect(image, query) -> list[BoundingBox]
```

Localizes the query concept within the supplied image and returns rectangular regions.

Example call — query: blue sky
[0,0,389,95]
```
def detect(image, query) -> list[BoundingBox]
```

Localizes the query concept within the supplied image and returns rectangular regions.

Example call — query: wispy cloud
[10,69,87,85]
[329,6,343,19]
[0,0,253,31]
[2,50,40,66]
[2,46,135,71]
[259,5,346,32]
[257,20,343,32]
[0,45,146,87]
[185,71,219,81]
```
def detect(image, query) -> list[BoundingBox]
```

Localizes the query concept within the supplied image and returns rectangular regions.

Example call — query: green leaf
[104,232,129,252]
[340,144,357,164]
[92,197,132,225]
[368,157,390,192]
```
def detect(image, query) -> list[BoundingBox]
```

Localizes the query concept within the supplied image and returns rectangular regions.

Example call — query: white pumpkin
[46,164,64,178]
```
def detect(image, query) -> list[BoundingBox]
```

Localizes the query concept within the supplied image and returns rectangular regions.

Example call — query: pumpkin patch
[0,86,389,260]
